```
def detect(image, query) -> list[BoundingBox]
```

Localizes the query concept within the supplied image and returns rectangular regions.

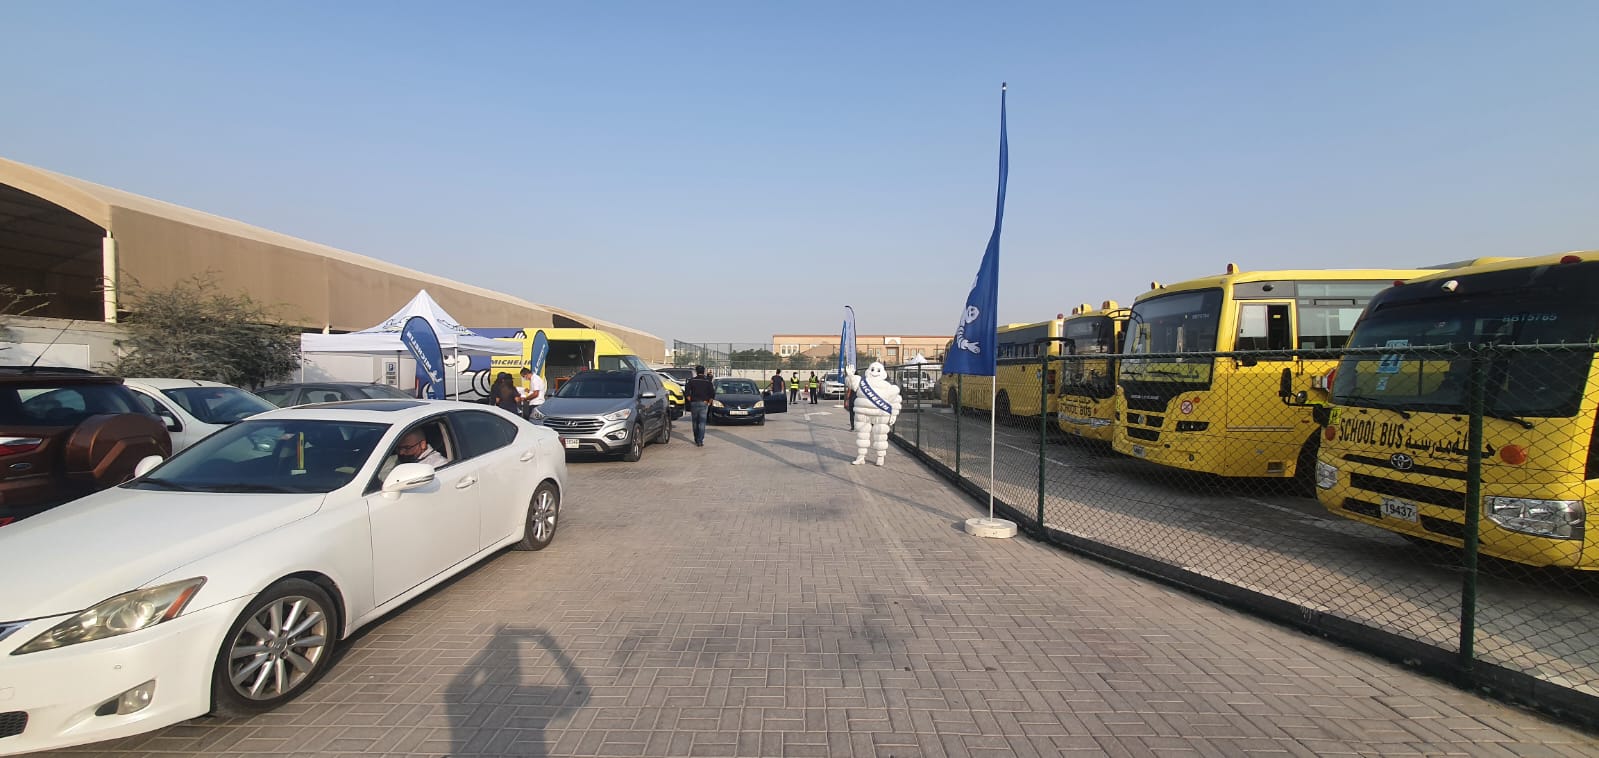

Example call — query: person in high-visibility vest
[807,372,819,404]
[788,373,800,404]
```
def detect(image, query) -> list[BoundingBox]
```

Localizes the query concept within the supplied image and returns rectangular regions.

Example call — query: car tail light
[0,437,44,457]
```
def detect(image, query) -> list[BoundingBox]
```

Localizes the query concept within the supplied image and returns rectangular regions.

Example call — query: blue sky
[4,1,1597,346]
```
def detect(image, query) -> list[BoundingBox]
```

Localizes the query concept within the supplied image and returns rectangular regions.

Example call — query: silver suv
[531,370,672,461]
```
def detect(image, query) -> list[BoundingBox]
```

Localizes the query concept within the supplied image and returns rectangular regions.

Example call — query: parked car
[821,372,848,399]
[895,370,937,398]
[709,377,767,425]
[255,382,412,407]
[0,367,172,526]
[530,369,671,461]
[0,399,566,754]
[122,379,277,452]
[656,367,696,386]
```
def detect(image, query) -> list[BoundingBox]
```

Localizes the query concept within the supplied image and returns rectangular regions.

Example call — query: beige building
[0,156,664,362]
[771,333,949,366]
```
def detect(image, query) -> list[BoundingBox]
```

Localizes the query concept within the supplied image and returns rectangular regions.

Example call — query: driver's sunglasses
[399,439,427,452]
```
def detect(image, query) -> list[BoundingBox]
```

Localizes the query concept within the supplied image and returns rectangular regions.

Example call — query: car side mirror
[160,412,182,432]
[133,455,164,478]
[381,462,435,498]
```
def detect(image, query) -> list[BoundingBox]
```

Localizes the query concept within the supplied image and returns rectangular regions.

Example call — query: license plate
[1381,497,1419,523]
[730,410,747,416]
[1131,445,1146,458]
[562,438,580,450]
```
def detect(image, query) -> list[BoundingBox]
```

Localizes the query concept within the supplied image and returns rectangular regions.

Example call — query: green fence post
[955,374,962,478]
[1458,348,1487,683]
[1038,357,1048,529]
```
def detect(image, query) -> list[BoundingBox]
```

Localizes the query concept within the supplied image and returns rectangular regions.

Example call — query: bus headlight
[1315,461,1338,490]
[1486,497,1584,540]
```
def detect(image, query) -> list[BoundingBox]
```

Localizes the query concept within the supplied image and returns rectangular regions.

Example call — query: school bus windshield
[1333,291,1599,419]
[1121,289,1222,384]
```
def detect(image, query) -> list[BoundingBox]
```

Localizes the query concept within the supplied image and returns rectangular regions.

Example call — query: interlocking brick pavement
[49,407,1599,757]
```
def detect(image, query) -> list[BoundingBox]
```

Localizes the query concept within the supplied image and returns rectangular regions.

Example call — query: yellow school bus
[1316,252,1599,568]
[493,327,685,414]
[1055,301,1131,442]
[1112,264,1441,484]
[940,317,1065,421]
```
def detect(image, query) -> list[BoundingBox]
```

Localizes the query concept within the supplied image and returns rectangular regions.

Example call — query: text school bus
[1316,252,1599,568]
[941,316,1066,422]
[1055,301,1131,442]
[1112,264,1441,485]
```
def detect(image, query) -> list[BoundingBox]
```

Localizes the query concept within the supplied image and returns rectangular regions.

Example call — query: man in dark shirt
[684,364,716,447]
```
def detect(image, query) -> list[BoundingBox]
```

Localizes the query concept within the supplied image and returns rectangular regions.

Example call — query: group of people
[769,370,822,405]
[487,367,548,419]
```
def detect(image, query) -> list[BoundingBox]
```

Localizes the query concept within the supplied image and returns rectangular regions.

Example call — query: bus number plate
[1381,497,1419,524]
[1131,445,1146,459]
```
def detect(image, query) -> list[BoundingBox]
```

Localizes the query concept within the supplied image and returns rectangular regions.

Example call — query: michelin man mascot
[847,362,903,466]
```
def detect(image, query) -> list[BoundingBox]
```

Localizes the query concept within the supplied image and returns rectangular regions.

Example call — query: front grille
[1422,516,1465,539]
[1349,473,1465,511]
[1127,413,1165,428]
[1342,498,1382,519]
[1344,454,1467,480]
[1126,427,1160,442]
[542,417,603,433]
[0,711,27,739]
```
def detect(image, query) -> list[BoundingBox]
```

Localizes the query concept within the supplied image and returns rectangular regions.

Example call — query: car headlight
[528,407,546,422]
[1315,460,1338,490]
[711,399,724,408]
[1486,497,1585,540]
[753,400,765,409]
[13,577,206,654]
[604,408,633,422]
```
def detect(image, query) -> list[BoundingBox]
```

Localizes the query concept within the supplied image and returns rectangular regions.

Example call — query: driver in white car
[397,430,447,467]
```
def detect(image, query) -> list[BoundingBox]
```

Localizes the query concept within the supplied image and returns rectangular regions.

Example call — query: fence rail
[888,344,1599,728]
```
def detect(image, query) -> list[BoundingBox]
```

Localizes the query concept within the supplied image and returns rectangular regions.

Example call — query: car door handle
[519,450,536,462]
[455,476,478,489]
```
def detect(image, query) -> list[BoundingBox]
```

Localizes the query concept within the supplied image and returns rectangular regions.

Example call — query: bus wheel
[947,388,959,413]
[1293,433,1321,497]
[995,392,1012,425]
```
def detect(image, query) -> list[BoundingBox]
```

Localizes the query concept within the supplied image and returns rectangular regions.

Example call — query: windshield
[1121,289,1222,385]
[130,418,390,493]
[715,379,759,394]
[596,355,650,373]
[1334,288,1599,418]
[1063,316,1119,355]
[162,386,276,424]
[358,384,411,399]
[554,375,636,399]
[2,384,146,426]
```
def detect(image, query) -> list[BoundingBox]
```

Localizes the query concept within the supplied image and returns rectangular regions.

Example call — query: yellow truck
[488,327,684,417]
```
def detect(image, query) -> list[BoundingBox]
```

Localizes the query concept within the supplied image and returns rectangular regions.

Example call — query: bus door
[1227,300,1301,440]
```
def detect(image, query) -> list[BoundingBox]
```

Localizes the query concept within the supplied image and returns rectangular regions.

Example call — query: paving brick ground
[53,405,1599,757]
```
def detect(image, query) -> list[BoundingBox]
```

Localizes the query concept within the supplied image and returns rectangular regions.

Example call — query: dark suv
[0,368,172,525]
[531,370,672,461]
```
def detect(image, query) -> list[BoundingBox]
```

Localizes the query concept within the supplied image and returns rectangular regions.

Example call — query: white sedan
[122,378,278,452]
[0,399,567,755]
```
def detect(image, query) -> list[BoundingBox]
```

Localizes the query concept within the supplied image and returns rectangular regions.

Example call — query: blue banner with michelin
[529,329,549,375]
[403,315,446,399]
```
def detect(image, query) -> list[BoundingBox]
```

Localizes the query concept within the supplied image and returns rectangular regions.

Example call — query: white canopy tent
[299,289,518,398]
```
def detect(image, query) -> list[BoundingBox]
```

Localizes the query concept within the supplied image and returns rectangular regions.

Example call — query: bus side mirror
[1278,368,1293,400]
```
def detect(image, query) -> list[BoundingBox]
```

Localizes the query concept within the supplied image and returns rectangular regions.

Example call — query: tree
[0,285,51,351]
[110,275,301,389]
[729,348,779,370]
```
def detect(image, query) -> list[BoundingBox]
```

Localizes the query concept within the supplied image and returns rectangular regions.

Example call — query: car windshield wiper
[196,482,301,494]
[135,476,195,491]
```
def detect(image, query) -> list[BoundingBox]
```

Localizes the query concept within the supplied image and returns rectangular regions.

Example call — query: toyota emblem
[1389,453,1414,470]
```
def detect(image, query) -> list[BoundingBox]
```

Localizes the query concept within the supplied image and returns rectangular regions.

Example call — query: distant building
[771,333,948,367]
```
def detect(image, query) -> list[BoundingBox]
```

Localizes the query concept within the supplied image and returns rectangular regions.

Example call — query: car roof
[250,398,481,422]
[124,378,240,390]
[258,381,397,389]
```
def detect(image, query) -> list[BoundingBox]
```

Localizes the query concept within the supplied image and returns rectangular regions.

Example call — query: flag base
[964,517,1017,539]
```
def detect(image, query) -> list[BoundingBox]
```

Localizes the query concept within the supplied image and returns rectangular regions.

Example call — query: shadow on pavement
[446,626,589,757]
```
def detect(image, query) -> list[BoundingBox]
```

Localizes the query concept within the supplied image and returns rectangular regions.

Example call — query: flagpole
[989,376,997,520]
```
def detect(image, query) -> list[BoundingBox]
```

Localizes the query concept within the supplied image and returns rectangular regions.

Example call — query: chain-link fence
[671,341,842,375]
[890,344,1599,728]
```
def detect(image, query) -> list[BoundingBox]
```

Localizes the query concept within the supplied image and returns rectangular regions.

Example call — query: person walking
[807,372,819,404]
[845,377,857,430]
[518,366,546,419]
[685,364,716,447]
[770,370,785,397]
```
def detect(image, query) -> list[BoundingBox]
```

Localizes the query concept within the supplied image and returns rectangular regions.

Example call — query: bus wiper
[1336,396,1412,419]
[1483,409,1535,430]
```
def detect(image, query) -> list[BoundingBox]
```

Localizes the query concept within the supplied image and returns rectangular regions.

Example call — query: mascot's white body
[847,362,903,466]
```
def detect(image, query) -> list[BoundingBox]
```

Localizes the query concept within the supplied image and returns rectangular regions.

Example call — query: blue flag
[839,306,856,376]
[529,329,550,375]
[403,315,446,399]
[942,83,1008,378]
